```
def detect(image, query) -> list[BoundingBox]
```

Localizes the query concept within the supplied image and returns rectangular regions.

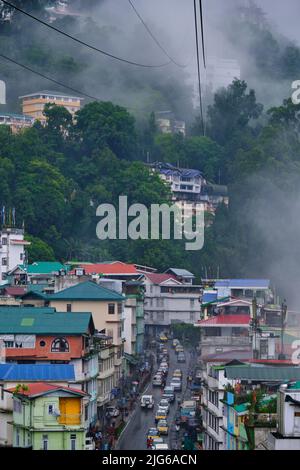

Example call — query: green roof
[234,403,249,413]
[20,262,68,275]
[287,381,300,390]
[0,307,94,334]
[49,280,124,301]
[225,365,300,382]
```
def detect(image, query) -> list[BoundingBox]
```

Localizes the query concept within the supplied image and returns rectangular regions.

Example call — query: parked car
[155,408,168,422]
[159,334,168,342]
[147,427,160,440]
[162,386,175,403]
[85,437,95,450]
[140,395,154,409]
[157,419,169,435]
[158,399,170,413]
[170,377,182,391]
[152,375,163,386]
[105,406,120,418]
[152,443,169,450]
[173,369,182,379]
[177,352,186,363]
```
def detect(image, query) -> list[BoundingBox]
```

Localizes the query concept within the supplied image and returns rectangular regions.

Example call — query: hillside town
[0,223,299,450]
[0,0,300,456]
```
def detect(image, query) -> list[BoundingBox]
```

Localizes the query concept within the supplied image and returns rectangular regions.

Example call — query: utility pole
[279,299,287,360]
[251,297,259,359]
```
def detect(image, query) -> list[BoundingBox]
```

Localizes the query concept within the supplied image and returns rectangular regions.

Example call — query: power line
[199,0,206,68]
[193,0,204,136]
[0,53,101,101]
[127,0,185,68]
[1,0,171,68]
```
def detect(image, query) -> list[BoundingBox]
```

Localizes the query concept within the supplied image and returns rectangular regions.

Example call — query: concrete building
[0,228,30,282]
[149,162,228,216]
[0,363,75,447]
[19,90,83,123]
[269,382,300,450]
[143,272,201,336]
[0,307,98,428]
[205,57,241,93]
[6,382,88,450]
[0,113,34,133]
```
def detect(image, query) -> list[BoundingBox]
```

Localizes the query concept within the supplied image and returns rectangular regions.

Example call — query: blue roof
[214,279,270,289]
[202,292,218,303]
[0,363,75,381]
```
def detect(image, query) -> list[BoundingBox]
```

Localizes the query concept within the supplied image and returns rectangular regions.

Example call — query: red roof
[145,273,181,285]
[249,359,296,365]
[7,382,87,397]
[4,286,26,296]
[197,314,250,327]
[73,262,138,275]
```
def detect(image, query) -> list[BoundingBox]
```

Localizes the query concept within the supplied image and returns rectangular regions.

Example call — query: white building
[269,382,300,450]
[205,58,241,93]
[143,272,201,336]
[0,228,30,281]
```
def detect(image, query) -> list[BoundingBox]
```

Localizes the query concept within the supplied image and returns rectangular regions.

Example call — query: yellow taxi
[173,369,182,379]
[147,427,160,440]
[155,408,168,422]
[159,334,168,343]
[157,419,169,435]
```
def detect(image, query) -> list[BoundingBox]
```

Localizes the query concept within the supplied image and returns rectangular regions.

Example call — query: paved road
[117,342,192,450]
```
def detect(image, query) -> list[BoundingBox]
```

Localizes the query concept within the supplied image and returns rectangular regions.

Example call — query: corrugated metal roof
[215,279,270,289]
[49,280,124,301]
[166,268,195,278]
[0,308,94,334]
[0,363,75,381]
[225,365,300,381]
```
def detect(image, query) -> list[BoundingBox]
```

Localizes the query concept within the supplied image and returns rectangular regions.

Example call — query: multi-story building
[19,90,83,123]
[0,307,98,427]
[0,113,34,133]
[214,279,272,305]
[48,281,125,397]
[205,57,241,93]
[143,272,201,336]
[6,382,88,450]
[0,363,75,447]
[269,381,300,450]
[0,227,30,281]
[149,162,228,216]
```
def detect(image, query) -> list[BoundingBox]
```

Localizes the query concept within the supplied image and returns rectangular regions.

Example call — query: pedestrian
[147,437,152,449]
[175,423,180,432]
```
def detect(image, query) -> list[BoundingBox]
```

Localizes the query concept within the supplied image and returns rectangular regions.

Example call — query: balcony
[207,376,221,390]
[201,336,250,347]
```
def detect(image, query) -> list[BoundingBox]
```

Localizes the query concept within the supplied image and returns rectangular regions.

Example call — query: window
[67,303,72,312]
[16,428,20,447]
[48,404,54,415]
[40,340,46,347]
[42,434,48,451]
[1,385,4,401]
[2,258,7,266]
[70,434,76,450]
[20,253,23,261]
[13,399,22,413]
[108,304,115,315]
[2,238,7,245]
[117,303,122,315]
[51,337,69,352]
[85,405,89,421]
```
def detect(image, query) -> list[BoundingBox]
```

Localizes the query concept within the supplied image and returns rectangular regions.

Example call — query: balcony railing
[201,336,250,346]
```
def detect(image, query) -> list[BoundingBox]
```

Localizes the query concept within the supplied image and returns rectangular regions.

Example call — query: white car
[158,399,170,413]
[85,437,95,450]
[105,406,120,417]
[141,395,154,409]
[153,443,169,450]
[170,377,182,391]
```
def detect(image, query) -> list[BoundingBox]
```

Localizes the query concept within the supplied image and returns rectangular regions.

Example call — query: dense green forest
[1,1,300,303]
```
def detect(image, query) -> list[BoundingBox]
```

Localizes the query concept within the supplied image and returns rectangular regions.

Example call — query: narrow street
[117,341,192,450]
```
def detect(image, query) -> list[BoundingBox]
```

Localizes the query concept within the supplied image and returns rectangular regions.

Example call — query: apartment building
[0,113,34,133]
[0,227,30,281]
[143,272,201,336]
[19,90,83,122]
